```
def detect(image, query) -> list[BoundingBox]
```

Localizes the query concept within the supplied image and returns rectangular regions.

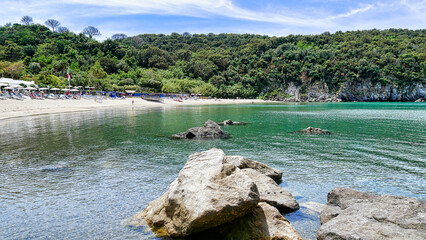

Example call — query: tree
[21,16,33,25]
[3,62,25,79]
[0,40,23,61]
[29,62,41,74]
[83,26,101,39]
[57,27,69,33]
[111,33,127,40]
[45,19,60,31]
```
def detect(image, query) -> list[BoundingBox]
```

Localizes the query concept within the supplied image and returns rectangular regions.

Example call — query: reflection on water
[0,103,425,239]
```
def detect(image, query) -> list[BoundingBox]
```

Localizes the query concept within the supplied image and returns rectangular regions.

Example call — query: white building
[0,78,36,87]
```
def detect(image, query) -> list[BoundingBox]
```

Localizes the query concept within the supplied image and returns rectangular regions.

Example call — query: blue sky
[1,0,425,40]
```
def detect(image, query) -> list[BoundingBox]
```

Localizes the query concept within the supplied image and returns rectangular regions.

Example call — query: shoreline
[0,98,268,121]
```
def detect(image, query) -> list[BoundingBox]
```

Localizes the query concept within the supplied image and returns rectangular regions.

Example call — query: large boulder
[241,168,299,213]
[219,202,303,240]
[129,148,260,237]
[225,155,283,182]
[172,120,230,139]
[318,187,426,240]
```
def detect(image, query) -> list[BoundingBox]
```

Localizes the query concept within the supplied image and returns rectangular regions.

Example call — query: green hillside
[0,23,424,99]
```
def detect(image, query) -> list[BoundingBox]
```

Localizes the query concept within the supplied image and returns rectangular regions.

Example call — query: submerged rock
[293,127,332,135]
[128,148,300,238]
[129,148,260,237]
[41,164,69,172]
[317,187,426,240]
[172,120,230,139]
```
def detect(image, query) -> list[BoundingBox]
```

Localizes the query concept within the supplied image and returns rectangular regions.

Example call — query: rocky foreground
[127,149,426,239]
[127,148,301,239]
[318,187,426,240]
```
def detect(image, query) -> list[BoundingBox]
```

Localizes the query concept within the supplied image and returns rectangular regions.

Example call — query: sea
[0,102,425,239]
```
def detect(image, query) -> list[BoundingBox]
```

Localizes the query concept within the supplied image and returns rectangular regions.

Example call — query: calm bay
[0,102,425,239]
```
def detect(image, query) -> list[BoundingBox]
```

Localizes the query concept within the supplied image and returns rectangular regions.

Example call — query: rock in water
[172,120,230,139]
[225,155,283,182]
[241,168,299,213]
[318,187,426,240]
[293,127,332,135]
[223,119,234,125]
[219,202,303,240]
[217,119,248,126]
[130,148,260,237]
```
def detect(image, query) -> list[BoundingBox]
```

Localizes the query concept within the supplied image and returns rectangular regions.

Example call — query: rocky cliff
[277,81,426,102]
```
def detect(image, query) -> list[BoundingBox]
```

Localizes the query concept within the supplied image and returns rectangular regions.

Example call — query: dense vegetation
[0,22,424,98]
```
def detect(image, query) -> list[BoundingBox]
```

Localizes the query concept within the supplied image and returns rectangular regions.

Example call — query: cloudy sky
[1,0,425,40]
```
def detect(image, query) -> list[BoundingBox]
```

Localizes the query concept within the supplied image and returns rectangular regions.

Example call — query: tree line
[0,17,424,98]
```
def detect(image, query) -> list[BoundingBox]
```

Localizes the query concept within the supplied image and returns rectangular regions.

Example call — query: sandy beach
[0,98,267,120]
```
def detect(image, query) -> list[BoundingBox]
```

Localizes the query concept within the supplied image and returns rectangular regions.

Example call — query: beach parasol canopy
[69,89,78,92]
[25,86,37,90]
[0,83,8,87]
[39,87,49,91]
[61,88,70,91]
[50,88,60,91]
[4,86,13,90]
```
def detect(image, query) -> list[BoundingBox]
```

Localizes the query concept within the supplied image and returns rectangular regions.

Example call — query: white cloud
[328,4,375,20]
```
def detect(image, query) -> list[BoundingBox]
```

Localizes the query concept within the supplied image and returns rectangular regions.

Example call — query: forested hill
[0,23,425,100]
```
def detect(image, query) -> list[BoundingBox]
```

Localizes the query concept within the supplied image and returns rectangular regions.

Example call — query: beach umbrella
[4,87,13,90]
[50,88,60,94]
[69,89,78,92]
[0,83,8,87]
[25,86,37,90]
[61,88,69,91]
[39,87,49,91]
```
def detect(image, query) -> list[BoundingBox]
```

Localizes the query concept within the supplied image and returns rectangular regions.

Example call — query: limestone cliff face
[306,82,331,101]
[280,81,425,102]
[338,81,425,101]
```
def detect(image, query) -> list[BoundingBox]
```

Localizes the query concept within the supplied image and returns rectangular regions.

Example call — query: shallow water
[0,102,425,239]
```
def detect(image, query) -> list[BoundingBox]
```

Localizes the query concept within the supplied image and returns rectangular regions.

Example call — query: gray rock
[223,119,234,125]
[241,168,299,213]
[217,120,248,126]
[293,127,332,135]
[318,187,426,240]
[225,155,283,182]
[219,202,303,240]
[172,120,230,139]
[129,148,260,237]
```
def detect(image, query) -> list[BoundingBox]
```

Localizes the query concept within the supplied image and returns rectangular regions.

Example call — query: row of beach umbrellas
[1,85,95,91]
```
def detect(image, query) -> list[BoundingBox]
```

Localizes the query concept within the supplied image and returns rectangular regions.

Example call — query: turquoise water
[0,103,425,239]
